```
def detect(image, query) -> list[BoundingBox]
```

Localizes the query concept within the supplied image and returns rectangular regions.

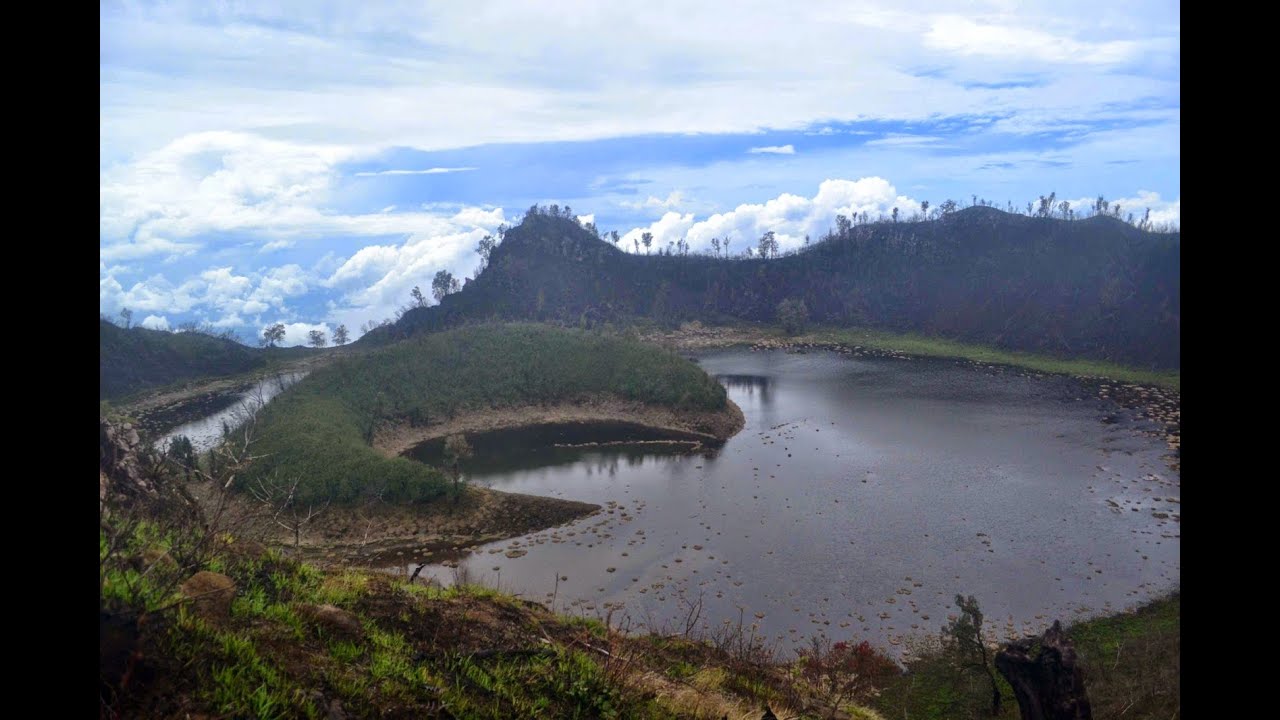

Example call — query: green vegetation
[871,595,1180,720]
[246,323,728,505]
[777,298,809,336]
[100,319,316,400]
[101,442,1178,720]
[376,206,1179,369]
[805,326,1181,390]
[102,509,884,719]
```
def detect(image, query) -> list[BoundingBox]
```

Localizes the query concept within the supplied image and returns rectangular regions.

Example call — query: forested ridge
[370,205,1180,368]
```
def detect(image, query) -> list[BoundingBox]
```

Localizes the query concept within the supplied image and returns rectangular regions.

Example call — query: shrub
[778,298,809,335]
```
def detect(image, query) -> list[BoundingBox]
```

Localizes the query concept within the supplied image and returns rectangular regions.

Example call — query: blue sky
[100,1,1179,345]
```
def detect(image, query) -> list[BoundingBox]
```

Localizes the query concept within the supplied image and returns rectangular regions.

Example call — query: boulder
[180,571,236,620]
[298,603,363,639]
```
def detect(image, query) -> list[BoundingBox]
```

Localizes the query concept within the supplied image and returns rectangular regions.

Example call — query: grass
[246,322,729,506]
[796,325,1180,391]
[102,508,1178,720]
[871,594,1180,720]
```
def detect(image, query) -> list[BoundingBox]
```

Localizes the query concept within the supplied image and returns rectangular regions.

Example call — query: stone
[180,571,236,620]
[299,603,362,639]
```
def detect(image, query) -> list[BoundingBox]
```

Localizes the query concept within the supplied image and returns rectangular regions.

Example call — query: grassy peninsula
[245,323,736,506]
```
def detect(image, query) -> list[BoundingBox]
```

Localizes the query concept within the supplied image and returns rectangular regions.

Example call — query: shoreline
[116,353,334,438]
[644,322,1180,391]
[313,398,744,565]
[372,396,746,458]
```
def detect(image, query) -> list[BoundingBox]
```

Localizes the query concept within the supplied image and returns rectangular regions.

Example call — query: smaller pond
[405,421,711,476]
[156,371,306,452]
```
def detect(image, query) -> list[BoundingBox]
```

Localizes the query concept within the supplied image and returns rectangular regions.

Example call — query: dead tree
[249,472,329,547]
[995,621,1093,720]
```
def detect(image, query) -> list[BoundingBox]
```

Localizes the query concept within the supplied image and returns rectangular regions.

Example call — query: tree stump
[995,621,1093,720]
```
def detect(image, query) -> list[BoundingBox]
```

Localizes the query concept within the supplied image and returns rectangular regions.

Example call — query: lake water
[155,371,306,452]
[393,349,1179,652]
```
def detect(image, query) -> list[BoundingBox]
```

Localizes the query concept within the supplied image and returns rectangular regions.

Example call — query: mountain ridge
[367,206,1180,368]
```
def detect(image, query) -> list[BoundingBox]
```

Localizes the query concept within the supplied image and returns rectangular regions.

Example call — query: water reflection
[157,371,305,452]
[406,421,705,475]
[715,374,773,405]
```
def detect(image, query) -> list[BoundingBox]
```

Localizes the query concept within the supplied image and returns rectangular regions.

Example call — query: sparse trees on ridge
[475,234,497,273]
[307,329,327,348]
[411,286,428,308]
[332,324,349,346]
[261,323,286,348]
[431,270,461,302]
[757,230,778,259]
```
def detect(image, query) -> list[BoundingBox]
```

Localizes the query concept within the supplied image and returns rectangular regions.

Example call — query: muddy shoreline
[373,396,746,459]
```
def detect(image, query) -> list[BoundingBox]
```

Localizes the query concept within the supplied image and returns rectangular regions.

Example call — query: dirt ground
[373,396,745,457]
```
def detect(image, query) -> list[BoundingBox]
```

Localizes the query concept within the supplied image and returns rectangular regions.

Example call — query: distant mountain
[100,320,297,400]
[369,207,1179,368]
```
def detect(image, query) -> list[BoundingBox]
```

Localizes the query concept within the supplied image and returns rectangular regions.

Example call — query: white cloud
[924,16,1139,65]
[1066,190,1179,226]
[353,167,476,176]
[748,145,796,155]
[622,177,920,255]
[99,132,515,272]
[259,239,295,253]
[323,208,508,329]
[101,2,1178,167]
[100,262,319,321]
[100,237,200,262]
[262,321,332,348]
[620,191,687,211]
[866,134,944,147]
[139,314,170,331]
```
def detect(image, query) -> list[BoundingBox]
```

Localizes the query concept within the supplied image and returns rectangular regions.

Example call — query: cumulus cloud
[99,262,319,323]
[621,177,920,255]
[1066,190,1179,226]
[139,315,170,331]
[261,321,332,348]
[99,131,504,260]
[748,145,796,155]
[323,208,509,329]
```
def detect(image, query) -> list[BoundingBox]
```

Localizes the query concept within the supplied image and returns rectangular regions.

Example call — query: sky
[100,1,1180,346]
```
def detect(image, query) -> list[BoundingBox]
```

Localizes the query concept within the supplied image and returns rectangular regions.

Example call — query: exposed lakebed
[391,349,1180,652]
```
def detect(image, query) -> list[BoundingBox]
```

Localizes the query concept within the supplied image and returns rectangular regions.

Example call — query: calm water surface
[156,372,306,452]
[393,350,1180,651]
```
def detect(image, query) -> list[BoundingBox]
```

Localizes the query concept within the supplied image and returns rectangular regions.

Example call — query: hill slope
[247,323,734,506]
[100,320,272,400]
[371,207,1180,368]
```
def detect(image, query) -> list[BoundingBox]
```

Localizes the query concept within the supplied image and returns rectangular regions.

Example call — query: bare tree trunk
[995,621,1092,720]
